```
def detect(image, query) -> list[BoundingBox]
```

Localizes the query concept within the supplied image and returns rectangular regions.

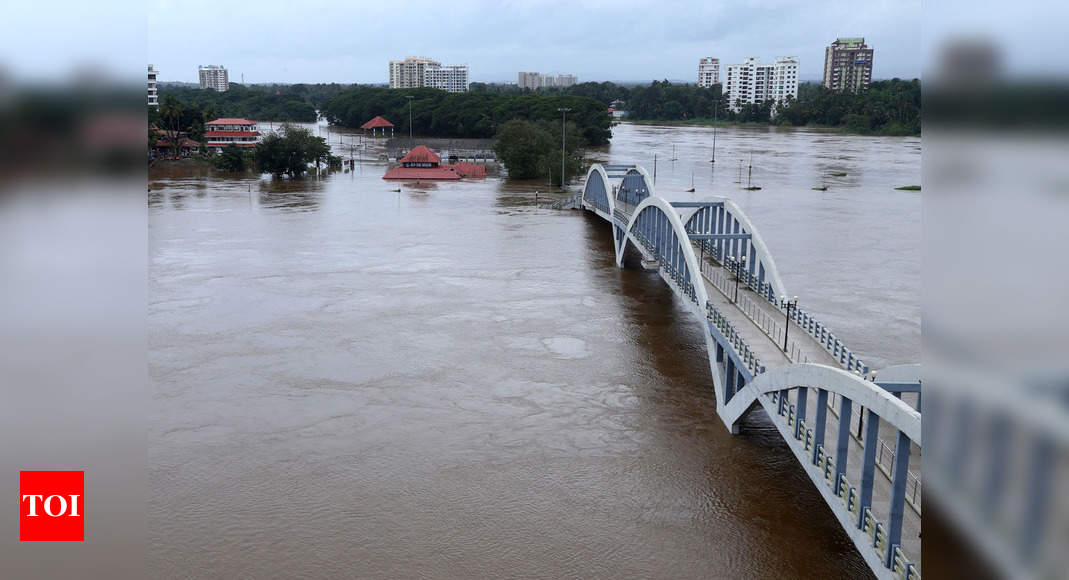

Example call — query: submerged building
[383,145,486,180]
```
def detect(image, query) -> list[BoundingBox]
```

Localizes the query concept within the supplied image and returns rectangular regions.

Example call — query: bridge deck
[690,243,922,571]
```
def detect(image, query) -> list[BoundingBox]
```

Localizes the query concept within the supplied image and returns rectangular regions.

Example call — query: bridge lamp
[733,254,748,303]
[856,369,866,437]
[782,295,798,352]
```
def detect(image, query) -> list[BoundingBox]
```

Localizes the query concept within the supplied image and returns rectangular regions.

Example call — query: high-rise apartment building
[556,74,577,88]
[198,65,229,91]
[389,57,439,89]
[697,57,720,88]
[723,57,798,114]
[823,38,874,93]
[389,57,469,92]
[425,64,469,93]
[516,72,578,90]
[518,72,540,90]
[148,64,158,107]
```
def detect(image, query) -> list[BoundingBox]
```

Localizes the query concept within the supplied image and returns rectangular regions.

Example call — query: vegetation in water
[320,87,612,146]
[254,125,335,177]
[493,119,584,185]
[895,185,921,191]
[212,144,249,172]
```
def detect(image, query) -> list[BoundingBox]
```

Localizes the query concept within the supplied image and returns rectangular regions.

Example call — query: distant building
[148,64,158,107]
[697,57,720,88]
[389,57,469,92]
[516,71,578,90]
[518,72,541,90]
[823,38,874,93]
[198,65,229,92]
[724,57,798,114]
[425,64,469,93]
[204,118,260,151]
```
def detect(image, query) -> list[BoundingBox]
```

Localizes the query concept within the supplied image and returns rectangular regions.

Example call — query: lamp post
[406,95,414,140]
[732,254,747,303]
[558,107,571,189]
[780,295,798,352]
[858,370,877,437]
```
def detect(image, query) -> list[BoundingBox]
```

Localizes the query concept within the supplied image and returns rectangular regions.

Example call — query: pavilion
[360,116,394,137]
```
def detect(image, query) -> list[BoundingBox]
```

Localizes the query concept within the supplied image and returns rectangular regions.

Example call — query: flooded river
[149,122,919,578]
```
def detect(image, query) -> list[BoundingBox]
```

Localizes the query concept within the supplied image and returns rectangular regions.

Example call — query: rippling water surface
[149,122,919,578]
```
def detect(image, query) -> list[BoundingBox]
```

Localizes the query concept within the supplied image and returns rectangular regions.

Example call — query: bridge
[578,163,923,579]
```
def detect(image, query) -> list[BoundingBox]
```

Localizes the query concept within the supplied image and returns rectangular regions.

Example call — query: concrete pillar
[982,415,1011,521]
[885,430,912,568]
[813,388,829,464]
[725,357,736,401]
[857,409,880,528]
[1019,435,1055,562]
[835,396,853,481]
[795,387,808,439]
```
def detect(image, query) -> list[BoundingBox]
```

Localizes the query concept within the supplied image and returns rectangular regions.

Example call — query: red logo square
[19,471,84,541]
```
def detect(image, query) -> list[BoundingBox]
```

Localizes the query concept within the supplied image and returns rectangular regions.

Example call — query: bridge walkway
[689,243,923,570]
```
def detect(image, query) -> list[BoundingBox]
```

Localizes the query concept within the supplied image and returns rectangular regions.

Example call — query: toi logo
[19,471,84,541]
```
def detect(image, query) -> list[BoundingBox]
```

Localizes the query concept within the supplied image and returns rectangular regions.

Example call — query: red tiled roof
[360,115,394,129]
[206,118,256,126]
[154,137,200,148]
[203,131,261,137]
[383,166,460,180]
[400,145,440,164]
[450,162,487,177]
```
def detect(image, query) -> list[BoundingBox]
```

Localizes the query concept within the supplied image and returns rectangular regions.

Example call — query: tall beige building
[389,57,439,89]
[697,57,720,88]
[823,38,874,93]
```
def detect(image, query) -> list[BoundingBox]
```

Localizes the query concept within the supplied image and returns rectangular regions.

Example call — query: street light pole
[406,95,414,140]
[733,255,747,303]
[558,107,571,189]
[781,295,798,352]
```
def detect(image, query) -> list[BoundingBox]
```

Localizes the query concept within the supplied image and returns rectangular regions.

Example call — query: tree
[254,125,330,177]
[493,120,554,179]
[213,144,247,172]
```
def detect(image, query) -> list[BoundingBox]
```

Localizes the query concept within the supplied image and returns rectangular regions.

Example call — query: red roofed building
[204,118,260,150]
[451,162,487,178]
[383,145,488,180]
[400,145,440,167]
[360,116,394,137]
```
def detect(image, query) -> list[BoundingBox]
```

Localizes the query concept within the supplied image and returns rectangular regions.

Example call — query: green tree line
[319,87,612,146]
[157,84,318,122]
[469,79,921,135]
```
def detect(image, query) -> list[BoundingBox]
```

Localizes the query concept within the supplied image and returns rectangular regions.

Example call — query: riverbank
[622,118,919,136]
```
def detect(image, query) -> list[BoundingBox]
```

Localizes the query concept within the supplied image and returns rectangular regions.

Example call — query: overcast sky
[146,0,922,85]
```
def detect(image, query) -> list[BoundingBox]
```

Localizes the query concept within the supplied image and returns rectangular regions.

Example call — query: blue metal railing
[703,246,869,375]
[770,392,920,578]
[706,301,766,378]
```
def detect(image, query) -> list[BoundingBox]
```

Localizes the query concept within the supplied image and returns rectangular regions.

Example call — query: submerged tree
[254,125,331,177]
[213,144,248,172]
